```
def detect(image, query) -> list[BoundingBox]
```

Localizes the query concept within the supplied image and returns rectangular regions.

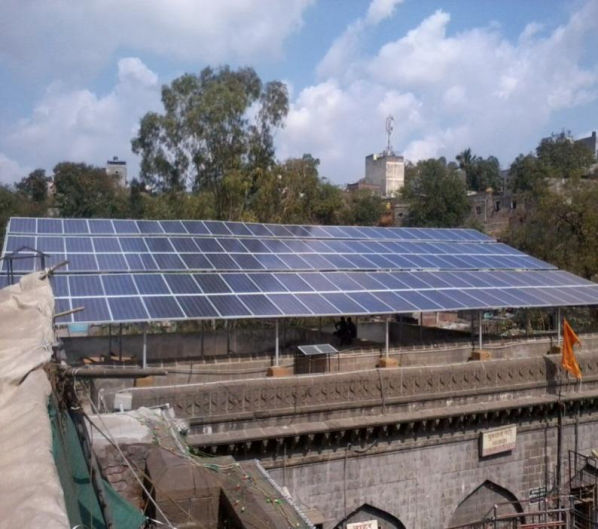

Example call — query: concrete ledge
[470,350,491,361]
[266,366,292,377]
[377,357,399,368]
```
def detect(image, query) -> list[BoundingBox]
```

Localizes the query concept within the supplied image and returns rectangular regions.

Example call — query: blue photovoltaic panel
[277,254,312,270]
[347,292,393,313]
[164,274,200,294]
[102,275,138,295]
[37,237,65,253]
[92,237,121,252]
[144,296,184,319]
[222,274,260,293]
[88,219,114,234]
[5,236,35,251]
[245,223,273,236]
[326,273,362,291]
[238,294,282,316]
[194,273,231,293]
[96,254,128,271]
[372,291,420,311]
[10,218,37,233]
[134,274,170,295]
[263,224,292,237]
[209,295,251,317]
[204,220,231,235]
[69,275,103,296]
[73,297,111,322]
[322,292,367,313]
[54,298,72,324]
[206,253,240,270]
[144,237,174,252]
[38,218,62,233]
[231,254,264,270]
[159,220,187,233]
[64,219,89,234]
[248,273,286,292]
[273,273,313,292]
[108,297,147,321]
[254,254,288,270]
[178,296,219,318]
[113,219,139,233]
[66,237,93,252]
[295,293,341,314]
[119,238,147,252]
[217,238,248,252]
[68,254,98,272]
[170,238,199,252]
[182,221,209,234]
[153,254,185,270]
[195,238,223,252]
[268,294,313,315]
[5,217,598,325]
[225,222,252,236]
[180,254,213,270]
[137,220,163,234]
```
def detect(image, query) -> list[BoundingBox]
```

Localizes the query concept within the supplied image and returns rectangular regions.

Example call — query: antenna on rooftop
[385,115,394,155]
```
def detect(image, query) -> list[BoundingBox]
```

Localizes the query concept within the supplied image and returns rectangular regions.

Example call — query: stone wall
[267,416,598,529]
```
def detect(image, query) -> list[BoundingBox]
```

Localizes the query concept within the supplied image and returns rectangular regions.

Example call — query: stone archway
[334,503,406,529]
[447,480,524,528]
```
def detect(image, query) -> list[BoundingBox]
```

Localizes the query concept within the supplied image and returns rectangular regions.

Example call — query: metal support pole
[478,311,483,350]
[118,323,123,362]
[275,319,280,367]
[557,307,562,344]
[385,317,390,359]
[142,324,147,369]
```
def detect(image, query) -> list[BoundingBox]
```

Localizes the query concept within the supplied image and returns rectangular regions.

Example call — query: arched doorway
[448,480,524,528]
[334,503,406,529]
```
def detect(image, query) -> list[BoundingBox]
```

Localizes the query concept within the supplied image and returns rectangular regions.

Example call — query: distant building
[106,156,127,186]
[575,131,597,159]
[364,152,405,197]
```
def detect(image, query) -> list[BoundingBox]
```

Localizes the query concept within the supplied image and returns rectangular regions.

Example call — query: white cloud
[279,0,598,184]
[366,0,404,25]
[0,153,28,185]
[2,57,161,178]
[0,0,313,81]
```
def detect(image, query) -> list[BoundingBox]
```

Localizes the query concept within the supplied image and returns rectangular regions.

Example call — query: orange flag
[562,319,582,380]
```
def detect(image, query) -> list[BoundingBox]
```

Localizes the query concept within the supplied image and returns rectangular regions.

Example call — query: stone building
[575,130,597,159]
[363,152,405,197]
[106,156,127,186]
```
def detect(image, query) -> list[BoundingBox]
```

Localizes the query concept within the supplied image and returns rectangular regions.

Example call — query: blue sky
[1,0,597,186]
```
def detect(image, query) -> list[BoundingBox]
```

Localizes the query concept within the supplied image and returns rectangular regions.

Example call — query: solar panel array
[2,217,598,325]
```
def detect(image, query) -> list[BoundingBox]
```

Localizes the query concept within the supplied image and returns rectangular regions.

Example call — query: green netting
[49,398,146,529]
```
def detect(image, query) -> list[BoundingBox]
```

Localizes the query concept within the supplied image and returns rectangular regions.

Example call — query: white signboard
[480,425,517,457]
[347,520,378,529]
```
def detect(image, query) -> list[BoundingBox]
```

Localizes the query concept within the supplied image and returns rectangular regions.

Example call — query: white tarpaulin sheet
[0,272,69,529]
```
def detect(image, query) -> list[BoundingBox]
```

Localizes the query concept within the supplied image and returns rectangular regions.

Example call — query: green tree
[402,158,470,227]
[16,169,48,203]
[505,179,598,280]
[536,131,595,180]
[508,154,550,194]
[131,66,289,216]
[341,190,385,226]
[456,148,502,191]
[53,162,127,217]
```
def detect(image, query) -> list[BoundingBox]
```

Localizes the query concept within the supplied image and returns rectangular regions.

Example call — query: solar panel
[3,217,598,325]
[298,344,338,356]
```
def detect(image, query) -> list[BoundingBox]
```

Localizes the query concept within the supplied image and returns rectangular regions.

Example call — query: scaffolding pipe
[557,307,562,344]
[275,319,280,366]
[385,317,390,358]
[478,311,483,350]
[142,324,148,369]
